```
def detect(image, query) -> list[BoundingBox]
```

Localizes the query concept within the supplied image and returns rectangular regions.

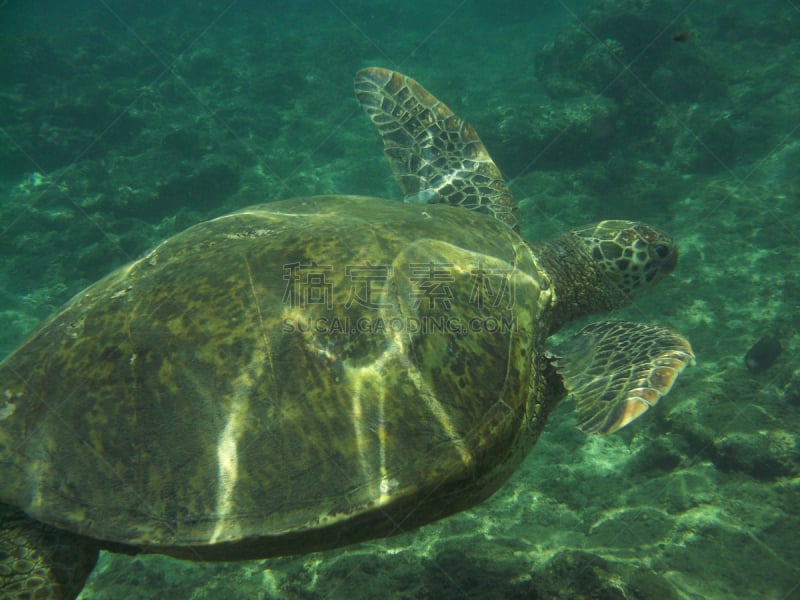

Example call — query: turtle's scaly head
[573,220,677,298]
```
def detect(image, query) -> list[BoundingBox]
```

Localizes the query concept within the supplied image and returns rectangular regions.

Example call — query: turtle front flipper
[354,67,519,231]
[0,502,99,600]
[549,321,695,434]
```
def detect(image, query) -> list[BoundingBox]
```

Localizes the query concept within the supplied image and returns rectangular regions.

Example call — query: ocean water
[0,1,798,599]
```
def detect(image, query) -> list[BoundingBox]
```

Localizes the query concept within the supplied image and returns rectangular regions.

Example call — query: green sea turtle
[0,68,694,599]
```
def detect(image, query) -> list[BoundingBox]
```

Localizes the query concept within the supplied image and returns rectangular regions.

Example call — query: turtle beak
[662,246,678,273]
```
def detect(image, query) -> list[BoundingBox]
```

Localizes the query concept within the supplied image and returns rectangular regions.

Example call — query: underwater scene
[0,0,798,598]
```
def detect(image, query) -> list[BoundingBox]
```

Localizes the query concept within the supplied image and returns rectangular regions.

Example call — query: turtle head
[573,220,678,298]
[536,220,678,333]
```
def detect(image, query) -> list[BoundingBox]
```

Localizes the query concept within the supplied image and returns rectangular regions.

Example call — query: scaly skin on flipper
[355,67,519,231]
[0,503,99,600]
[550,321,695,434]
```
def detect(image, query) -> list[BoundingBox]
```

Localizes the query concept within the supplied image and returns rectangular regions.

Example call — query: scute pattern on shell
[0,196,554,555]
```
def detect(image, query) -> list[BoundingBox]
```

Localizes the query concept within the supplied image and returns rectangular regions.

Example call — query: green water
[0,1,797,598]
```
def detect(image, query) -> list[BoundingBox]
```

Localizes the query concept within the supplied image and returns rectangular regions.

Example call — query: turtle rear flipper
[549,321,695,434]
[0,502,99,600]
[354,67,519,230]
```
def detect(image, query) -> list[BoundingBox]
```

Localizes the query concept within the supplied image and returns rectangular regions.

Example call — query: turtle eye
[654,244,670,259]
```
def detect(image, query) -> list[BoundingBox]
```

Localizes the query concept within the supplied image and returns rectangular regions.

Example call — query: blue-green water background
[1,1,798,598]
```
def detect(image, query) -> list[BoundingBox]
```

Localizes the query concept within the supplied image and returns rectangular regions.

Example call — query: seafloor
[0,0,798,598]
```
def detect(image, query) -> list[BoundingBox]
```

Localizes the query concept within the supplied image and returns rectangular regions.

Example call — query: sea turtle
[0,68,694,599]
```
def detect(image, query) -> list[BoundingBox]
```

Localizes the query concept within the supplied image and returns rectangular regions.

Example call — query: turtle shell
[0,195,555,559]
